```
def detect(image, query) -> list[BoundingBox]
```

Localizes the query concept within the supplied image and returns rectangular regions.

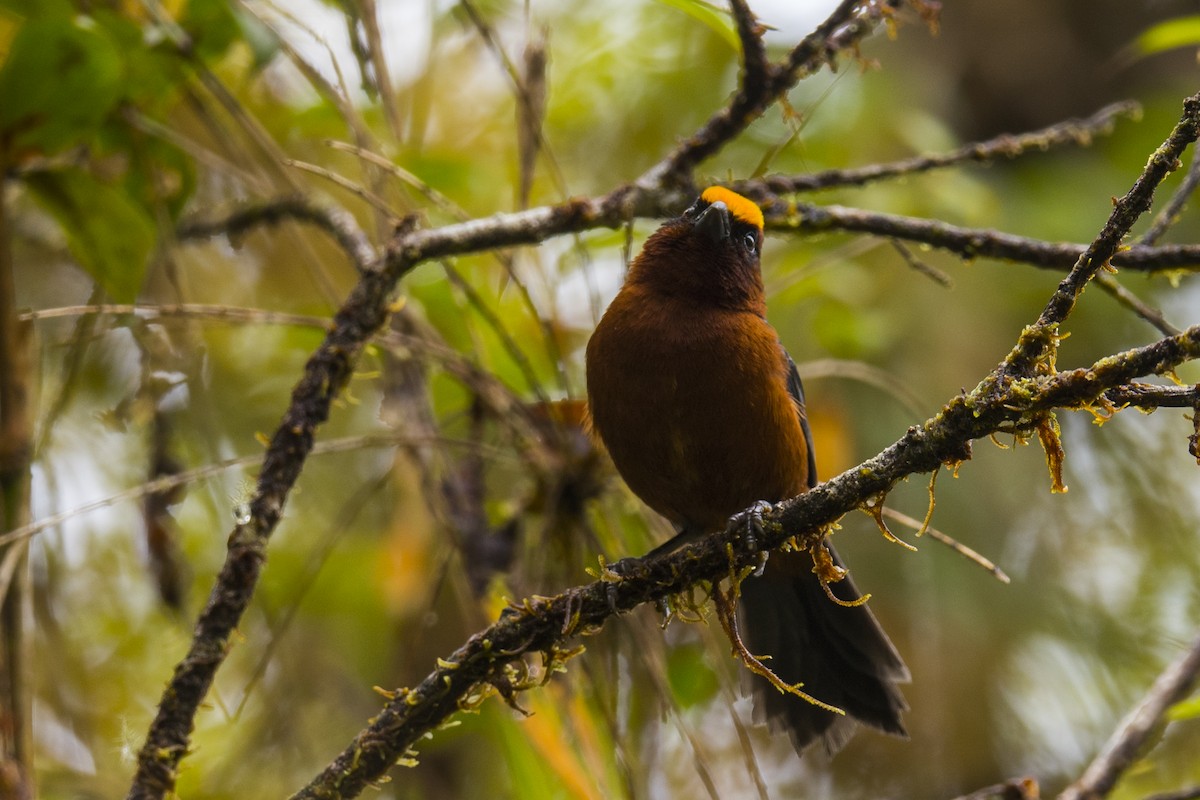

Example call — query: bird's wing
[783,347,818,490]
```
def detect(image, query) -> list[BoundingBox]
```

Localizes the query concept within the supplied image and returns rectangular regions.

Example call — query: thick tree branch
[765,201,1200,271]
[729,0,769,93]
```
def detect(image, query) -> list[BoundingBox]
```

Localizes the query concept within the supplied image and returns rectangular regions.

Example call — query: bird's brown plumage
[585,187,909,753]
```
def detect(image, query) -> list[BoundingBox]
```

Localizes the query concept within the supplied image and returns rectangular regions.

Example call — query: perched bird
[585,186,909,753]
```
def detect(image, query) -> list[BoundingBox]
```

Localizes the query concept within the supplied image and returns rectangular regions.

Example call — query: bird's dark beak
[694,201,730,243]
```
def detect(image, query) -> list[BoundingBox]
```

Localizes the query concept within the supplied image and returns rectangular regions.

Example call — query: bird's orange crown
[701,186,763,231]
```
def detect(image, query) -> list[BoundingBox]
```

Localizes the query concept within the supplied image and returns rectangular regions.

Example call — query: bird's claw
[600,555,643,615]
[730,500,774,575]
[730,500,773,550]
[603,555,642,579]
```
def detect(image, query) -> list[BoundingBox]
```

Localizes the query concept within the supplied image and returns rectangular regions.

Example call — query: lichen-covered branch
[1105,382,1199,409]
[1007,91,1200,377]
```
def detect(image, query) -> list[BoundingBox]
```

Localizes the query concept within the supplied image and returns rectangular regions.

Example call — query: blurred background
[7,0,1200,797]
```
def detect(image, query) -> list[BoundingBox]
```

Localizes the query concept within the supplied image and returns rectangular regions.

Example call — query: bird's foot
[598,554,644,614]
[602,555,643,579]
[730,500,774,576]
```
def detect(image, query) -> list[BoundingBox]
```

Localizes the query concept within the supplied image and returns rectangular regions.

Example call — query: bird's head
[629,186,766,310]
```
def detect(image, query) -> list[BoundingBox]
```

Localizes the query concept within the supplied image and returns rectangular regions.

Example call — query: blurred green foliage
[8,1,1200,799]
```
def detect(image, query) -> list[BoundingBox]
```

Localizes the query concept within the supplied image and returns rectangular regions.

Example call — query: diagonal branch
[1057,631,1200,800]
[638,0,901,193]
[1003,91,1200,377]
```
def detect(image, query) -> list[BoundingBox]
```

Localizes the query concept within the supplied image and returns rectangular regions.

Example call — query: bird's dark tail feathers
[737,543,909,754]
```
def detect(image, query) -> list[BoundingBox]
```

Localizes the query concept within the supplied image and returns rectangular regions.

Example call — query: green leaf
[180,0,242,61]
[26,169,156,302]
[1168,694,1200,722]
[654,0,739,51]
[1134,15,1200,56]
[0,16,123,155]
[132,137,198,221]
[91,10,183,109]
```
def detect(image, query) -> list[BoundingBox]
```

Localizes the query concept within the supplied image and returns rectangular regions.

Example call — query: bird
[584,186,909,753]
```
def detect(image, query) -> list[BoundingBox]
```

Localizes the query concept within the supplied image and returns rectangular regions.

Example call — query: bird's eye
[742,232,758,253]
[684,203,701,219]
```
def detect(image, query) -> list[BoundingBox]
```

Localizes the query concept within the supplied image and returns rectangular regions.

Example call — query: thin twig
[890,237,955,287]
[21,303,337,330]
[283,158,398,219]
[0,433,507,549]
[1004,92,1200,378]
[177,196,379,274]
[440,260,550,403]
[355,0,403,141]
[458,0,569,198]
[1142,787,1200,800]
[1095,274,1180,337]
[880,507,1010,583]
[753,100,1139,193]
[798,358,926,419]
[638,0,887,192]
[238,1,376,151]
[1141,150,1200,246]
[324,140,470,220]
